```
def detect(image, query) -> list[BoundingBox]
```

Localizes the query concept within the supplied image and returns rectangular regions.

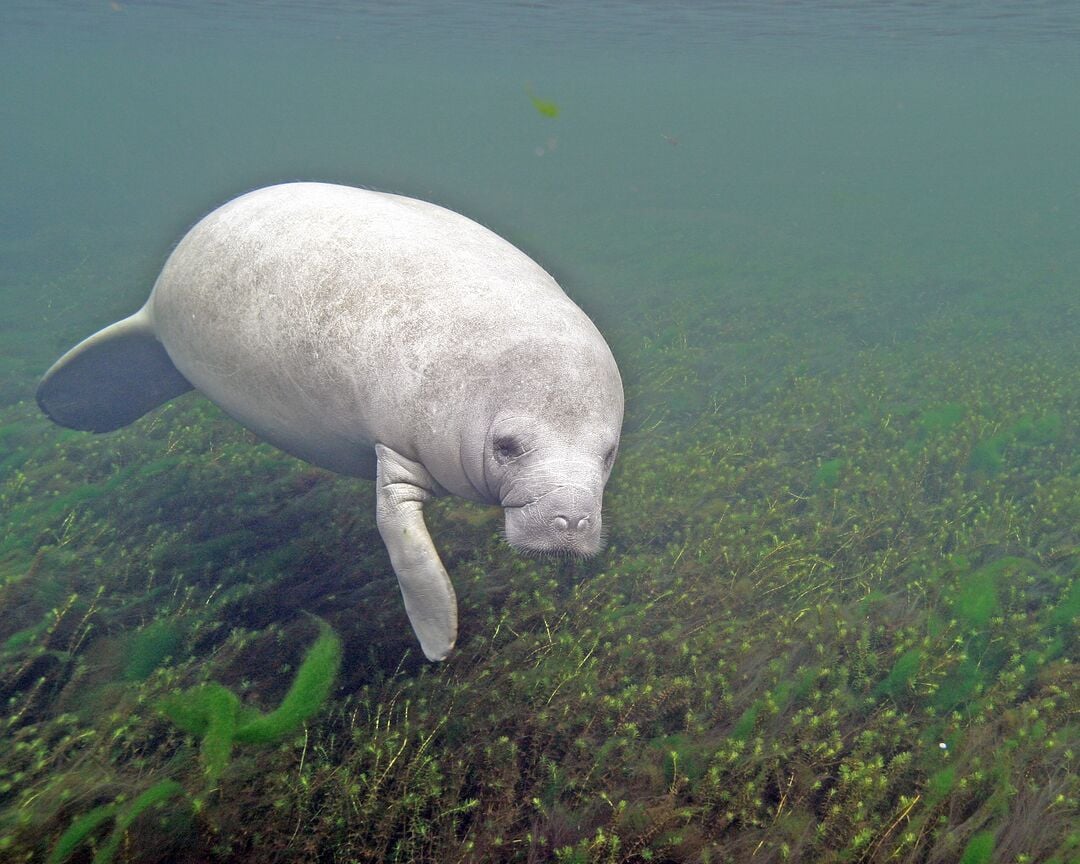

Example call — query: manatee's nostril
[553,514,590,531]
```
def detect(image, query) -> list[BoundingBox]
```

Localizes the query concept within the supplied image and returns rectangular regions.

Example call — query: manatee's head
[471,338,623,558]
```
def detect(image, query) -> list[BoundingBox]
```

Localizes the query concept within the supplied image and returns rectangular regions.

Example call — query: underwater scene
[1,2,1078,862]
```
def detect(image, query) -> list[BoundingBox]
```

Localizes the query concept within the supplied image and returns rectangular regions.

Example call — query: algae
[958,829,996,864]
[122,618,185,681]
[159,619,342,782]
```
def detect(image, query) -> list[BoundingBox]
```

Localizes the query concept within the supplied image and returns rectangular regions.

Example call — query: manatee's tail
[37,307,193,433]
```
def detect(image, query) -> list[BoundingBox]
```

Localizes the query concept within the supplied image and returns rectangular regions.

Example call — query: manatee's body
[37,183,624,660]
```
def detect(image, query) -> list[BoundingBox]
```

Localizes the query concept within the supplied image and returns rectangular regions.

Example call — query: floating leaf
[526,85,560,118]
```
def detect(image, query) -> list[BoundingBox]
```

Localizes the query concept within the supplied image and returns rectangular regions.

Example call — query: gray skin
[37,182,624,661]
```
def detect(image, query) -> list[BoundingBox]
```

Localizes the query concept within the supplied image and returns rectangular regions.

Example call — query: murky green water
[1,3,1078,862]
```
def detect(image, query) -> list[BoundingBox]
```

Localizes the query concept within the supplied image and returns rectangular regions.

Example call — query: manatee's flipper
[374,443,458,661]
[37,307,193,433]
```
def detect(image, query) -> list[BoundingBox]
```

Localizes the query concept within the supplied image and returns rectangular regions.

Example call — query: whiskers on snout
[500,512,608,559]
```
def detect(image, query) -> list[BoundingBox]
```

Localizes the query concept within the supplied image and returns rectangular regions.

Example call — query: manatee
[37,182,624,660]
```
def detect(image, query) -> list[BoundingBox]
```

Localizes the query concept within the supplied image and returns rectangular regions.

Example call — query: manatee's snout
[503,481,606,558]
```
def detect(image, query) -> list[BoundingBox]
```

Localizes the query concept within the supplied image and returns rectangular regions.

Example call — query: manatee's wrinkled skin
[37,183,624,661]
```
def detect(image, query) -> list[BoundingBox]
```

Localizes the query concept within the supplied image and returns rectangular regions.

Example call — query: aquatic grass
[232,618,343,744]
[926,765,955,802]
[967,412,1064,476]
[952,562,1001,629]
[1049,575,1080,629]
[160,682,241,783]
[159,619,341,783]
[3,268,1079,862]
[46,802,119,864]
[47,780,186,864]
[875,648,921,702]
[1013,412,1062,445]
[968,435,1008,474]
[729,700,762,742]
[959,829,997,864]
[930,644,1007,714]
[813,457,844,489]
[918,403,966,434]
[122,618,185,681]
[2,615,51,653]
[88,780,186,864]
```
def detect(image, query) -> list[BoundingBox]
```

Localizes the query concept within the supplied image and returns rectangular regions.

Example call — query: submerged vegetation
[159,617,342,784]
[0,260,1077,863]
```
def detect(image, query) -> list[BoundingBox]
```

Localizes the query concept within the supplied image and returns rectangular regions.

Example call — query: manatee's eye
[493,436,524,465]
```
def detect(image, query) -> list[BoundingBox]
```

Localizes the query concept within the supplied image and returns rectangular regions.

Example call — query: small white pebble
[938,742,948,750]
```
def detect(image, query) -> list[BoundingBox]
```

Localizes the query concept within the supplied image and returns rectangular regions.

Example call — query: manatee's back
[148,183,590,476]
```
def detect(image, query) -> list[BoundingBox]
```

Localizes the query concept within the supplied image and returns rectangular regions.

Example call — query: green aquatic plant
[923,557,1047,712]
[85,780,186,864]
[930,644,1005,714]
[926,765,955,802]
[953,557,1043,627]
[160,683,242,784]
[526,84,560,118]
[2,615,51,653]
[730,700,761,742]
[958,828,996,864]
[1049,574,1080,629]
[918,403,966,434]
[652,733,711,787]
[968,412,1063,475]
[875,648,921,702]
[814,457,844,489]
[727,666,819,744]
[159,619,342,783]
[953,563,1000,630]
[122,618,185,681]
[233,619,342,744]
[1012,412,1062,445]
[968,435,1007,474]
[48,779,186,864]
[4,266,1080,862]
[47,803,119,864]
